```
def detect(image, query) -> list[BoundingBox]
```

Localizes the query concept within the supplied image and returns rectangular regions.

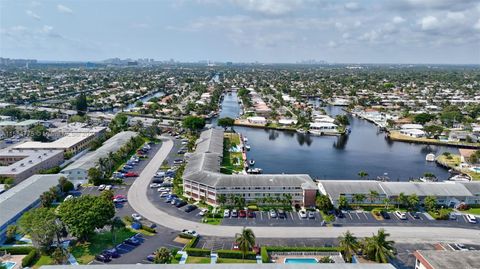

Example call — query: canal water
[216,92,456,181]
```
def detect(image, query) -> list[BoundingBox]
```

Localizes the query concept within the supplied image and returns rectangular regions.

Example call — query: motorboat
[249,159,255,166]
[243,137,248,142]
[247,168,263,174]
[449,174,471,182]
[245,144,251,150]
[425,153,436,162]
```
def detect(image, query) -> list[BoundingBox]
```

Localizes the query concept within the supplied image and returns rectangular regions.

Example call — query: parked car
[98,184,106,191]
[278,209,286,219]
[395,211,407,220]
[151,178,164,184]
[231,209,238,218]
[223,209,230,218]
[335,210,345,218]
[113,195,127,203]
[455,243,469,251]
[269,209,277,218]
[150,183,160,188]
[64,195,74,201]
[466,214,477,224]
[157,187,170,192]
[299,210,307,218]
[124,237,141,246]
[146,253,155,262]
[175,200,187,208]
[103,248,119,258]
[154,172,165,178]
[199,208,208,216]
[95,254,111,262]
[105,185,112,191]
[184,204,198,212]
[239,210,247,218]
[380,211,391,219]
[449,213,457,220]
[159,192,169,197]
[125,172,139,177]
[308,211,315,219]
[247,210,255,218]
[181,229,199,237]
[132,213,142,221]
[173,159,184,165]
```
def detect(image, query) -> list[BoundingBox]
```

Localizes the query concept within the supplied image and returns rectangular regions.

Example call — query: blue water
[1,261,16,269]
[284,258,318,264]
[214,93,457,181]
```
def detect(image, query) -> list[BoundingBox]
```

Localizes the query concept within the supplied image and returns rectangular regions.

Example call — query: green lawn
[186,256,211,264]
[203,217,223,225]
[71,228,136,264]
[33,255,53,269]
[464,208,480,215]
[216,258,256,264]
[171,254,183,264]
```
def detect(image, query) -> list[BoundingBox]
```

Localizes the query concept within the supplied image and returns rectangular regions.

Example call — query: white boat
[249,159,255,166]
[247,168,263,174]
[425,153,435,162]
[245,144,251,150]
[243,137,248,142]
[309,122,339,136]
[449,174,471,182]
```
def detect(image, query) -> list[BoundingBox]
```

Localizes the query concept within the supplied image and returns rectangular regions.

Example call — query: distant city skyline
[1,0,479,64]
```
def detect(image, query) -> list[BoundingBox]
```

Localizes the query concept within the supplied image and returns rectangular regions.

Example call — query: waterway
[215,92,456,181]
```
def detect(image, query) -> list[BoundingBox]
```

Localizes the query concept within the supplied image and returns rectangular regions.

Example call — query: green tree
[407,194,420,210]
[217,194,227,206]
[88,167,104,186]
[335,115,350,126]
[316,194,333,212]
[364,229,395,263]
[235,228,256,261]
[154,247,172,264]
[18,207,59,250]
[51,247,68,264]
[339,230,359,263]
[396,192,408,209]
[58,195,115,241]
[368,190,379,204]
[358,171,369,179]
[424,196,437,211]
[110,217,125,244]
[413,113,435,124]
[338,196,349,210]
[217,117,235,129]
[182,116,206,133]
[440,105,463,127]
[30,124,49,142]
[58,177,74,194]
[5,225,17,244]
[3,125,16,137]
[353,193,366,204]
[75,93,88,116]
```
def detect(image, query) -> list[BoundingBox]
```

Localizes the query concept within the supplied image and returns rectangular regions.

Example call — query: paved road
[128,137,480,244]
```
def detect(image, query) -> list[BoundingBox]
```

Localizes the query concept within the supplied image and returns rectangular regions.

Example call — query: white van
[466,214,477,224]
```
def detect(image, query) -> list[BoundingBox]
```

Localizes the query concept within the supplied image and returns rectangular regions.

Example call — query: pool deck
[272,254,344,264]
[0,254,25,269]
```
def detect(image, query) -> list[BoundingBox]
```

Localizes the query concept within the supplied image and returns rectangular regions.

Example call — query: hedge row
[261,247,269,263]
[178,233,194,239]
[22,249,39,267]
[185,248,211,257]
[217,250,256,260]
[141,225,156,233]
[185,236,199,249]
[265,246,341,252]
[0,246,35,255]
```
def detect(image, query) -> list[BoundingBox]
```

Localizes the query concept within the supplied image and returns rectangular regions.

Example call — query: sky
[0,0,479,64]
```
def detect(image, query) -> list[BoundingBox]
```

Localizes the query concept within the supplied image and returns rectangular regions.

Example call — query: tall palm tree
[396,192,407,209]
[368,190,379,204]
[338,230,359,263]
[364,229,395,263]
[235,227,256,262]
[217,194,227,207]
[353,194,366,205]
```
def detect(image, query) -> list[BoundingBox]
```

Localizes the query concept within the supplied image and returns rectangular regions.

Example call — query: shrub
[123,215,134,224]
[185,236,199,249]
[5,225,17,244]
[141,225,156,233]
[22,249,39,267]
[247,205,259,211]
[185,248,211,257]
[217,250,256,260]
[0,246,35,254]
[265,246,340,252]
[178,233,194,239]
[261,246,269,263]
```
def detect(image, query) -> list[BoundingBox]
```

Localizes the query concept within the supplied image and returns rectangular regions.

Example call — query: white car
[105,185,112,191]
[299,210,307,218]
[98,184,106,191]
[269,209,277,218]
[223,209,230,218]
[199,209,208,216]
[395,211,407,220]
[150,183,160,188]
[132,213,142,221]
[466,214,477,224]
[181,229,199,237]
[157,187,170,192]
[159,192,169,197]
[64,195,74,201]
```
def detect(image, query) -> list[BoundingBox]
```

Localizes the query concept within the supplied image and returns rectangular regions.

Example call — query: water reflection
[296,133,313,146]
[333,134,349,149]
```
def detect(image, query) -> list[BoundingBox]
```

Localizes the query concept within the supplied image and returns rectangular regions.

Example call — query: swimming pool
[1,261,16,269]
[284,258,318,264]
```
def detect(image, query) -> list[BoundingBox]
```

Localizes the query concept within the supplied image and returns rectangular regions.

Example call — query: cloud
[231,0,304,15]
[475,19,480,31]
[26,10,41,20]
[41,25,53,34]
[420,16,439,31]
[57,4,73,14]
[392,16,405,24]
[344,2,360,11]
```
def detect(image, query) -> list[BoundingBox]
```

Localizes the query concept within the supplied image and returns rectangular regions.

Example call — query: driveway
[128,137,480,244]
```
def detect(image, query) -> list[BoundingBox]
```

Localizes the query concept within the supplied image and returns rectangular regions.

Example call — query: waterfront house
[309,122,339,135]
[247,116,267,125]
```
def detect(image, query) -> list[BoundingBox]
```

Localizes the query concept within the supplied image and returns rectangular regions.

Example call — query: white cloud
[231,0,304,15]
[26,10,41,20]
[344,2,360,11]
[57,4,73,14]
[420,16,439,30]
[392,16,405,24]
[474,19,480,30]
[41,25,53,34]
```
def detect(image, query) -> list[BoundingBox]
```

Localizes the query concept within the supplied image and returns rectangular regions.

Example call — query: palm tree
[217,194,227,207]
[368,190,379,204]
[358,171,369,179]
[396,192,407,209]
[382,198,390,209]
[353,194,366,205]
[235,227,256,262]
[338,230,359,263]
[154,247,172,264]
[364,229,395,263]
[407,194,419,210]
[110,217,125,243]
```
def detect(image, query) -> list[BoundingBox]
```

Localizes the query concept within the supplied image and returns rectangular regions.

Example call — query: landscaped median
[260,246,342,263]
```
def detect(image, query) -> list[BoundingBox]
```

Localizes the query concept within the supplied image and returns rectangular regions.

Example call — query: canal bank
[213,93,458,181]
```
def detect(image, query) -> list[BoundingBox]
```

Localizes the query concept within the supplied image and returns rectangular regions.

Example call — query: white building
[247,116,267,125]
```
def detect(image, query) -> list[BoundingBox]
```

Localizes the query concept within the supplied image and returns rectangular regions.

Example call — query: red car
[125,172,138,177]
[247,210,256,218]
[239,210,247,218]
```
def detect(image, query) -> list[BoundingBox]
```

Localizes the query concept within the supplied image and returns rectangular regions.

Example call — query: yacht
[245,144,251,150]
[425,153,436,162]
[243,137,248,142]
[449,174,471,182]
[247,168,263,174]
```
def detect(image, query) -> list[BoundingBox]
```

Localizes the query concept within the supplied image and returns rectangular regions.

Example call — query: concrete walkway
[128,137,480,244]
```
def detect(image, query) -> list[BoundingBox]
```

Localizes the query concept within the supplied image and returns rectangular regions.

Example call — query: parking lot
[221,210,325,227]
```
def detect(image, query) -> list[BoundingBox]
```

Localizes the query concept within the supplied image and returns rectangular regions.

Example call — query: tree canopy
[182,116,205,132]
[18,207,60,250]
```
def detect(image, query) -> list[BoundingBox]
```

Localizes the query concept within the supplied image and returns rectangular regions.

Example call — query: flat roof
[414,250,480,269]
[318,180,385,200]
[62,131,137,172]
[0,174,61,229]
[40,264,396,269]
[0,148,64,175]
[14,133,94,150]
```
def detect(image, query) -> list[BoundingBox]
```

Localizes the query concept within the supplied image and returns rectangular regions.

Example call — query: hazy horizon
[1,0,479,64]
